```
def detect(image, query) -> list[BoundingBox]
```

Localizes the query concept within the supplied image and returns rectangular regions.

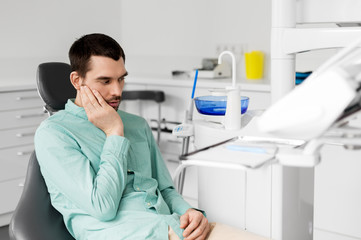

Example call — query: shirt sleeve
[143,121,193,216]
[34,123,130,222]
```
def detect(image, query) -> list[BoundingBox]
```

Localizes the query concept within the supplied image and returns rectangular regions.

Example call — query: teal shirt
[34,100,192,240]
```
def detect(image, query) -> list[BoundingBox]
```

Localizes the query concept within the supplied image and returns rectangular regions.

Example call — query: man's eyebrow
[96,76,112,81]
[120,72,129,79]
[96,72,128,81]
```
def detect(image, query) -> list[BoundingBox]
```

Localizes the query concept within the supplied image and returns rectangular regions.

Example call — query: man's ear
[70,71,82,90]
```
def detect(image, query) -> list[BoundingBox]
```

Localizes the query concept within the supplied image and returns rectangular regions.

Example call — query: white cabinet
[0,86,47,226]
[314,229,360,240]
[314,145,361,239]
[311,116,361,240]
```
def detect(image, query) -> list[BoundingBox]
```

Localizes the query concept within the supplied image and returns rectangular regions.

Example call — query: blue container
[194,95,249,116]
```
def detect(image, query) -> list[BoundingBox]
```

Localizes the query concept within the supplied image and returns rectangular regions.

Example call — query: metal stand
[178,136,190,194]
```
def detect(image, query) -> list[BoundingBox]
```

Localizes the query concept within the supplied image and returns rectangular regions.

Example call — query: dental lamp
[258,38,361,167]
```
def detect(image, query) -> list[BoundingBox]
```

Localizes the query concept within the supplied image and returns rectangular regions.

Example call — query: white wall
[0,0,271,84]
[0,0,122,84]
[0,0,349,87]
[117,0,271,80]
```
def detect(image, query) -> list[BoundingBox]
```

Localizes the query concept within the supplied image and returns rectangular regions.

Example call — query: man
[35,33,266,240]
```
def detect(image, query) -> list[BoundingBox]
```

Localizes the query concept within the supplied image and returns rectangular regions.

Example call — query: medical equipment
[172,124,194,138]
[272,0,361,103]
[259,37,361,140]
[172,70,198,193]
[295,71,311,85]
[258,37,361,167]
[174,51,248,190]
[190,51,244,130]
[174,15,361,240]
[194,95,249,115]
[191,58,231,79]
[267,1,361,239]
[174,50,245,134]
[170,1,361,239]
[172,69,197,138]
[218,51,242,130]
[11,63,78,240]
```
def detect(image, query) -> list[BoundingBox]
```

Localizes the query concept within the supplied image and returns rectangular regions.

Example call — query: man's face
[79,56,127,111]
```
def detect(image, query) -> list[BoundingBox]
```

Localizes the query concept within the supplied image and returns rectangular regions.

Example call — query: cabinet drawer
[0,177,24,215]
[0,126,37,149]
[314,228,358,240]
[0,108,47,130]
[0,90,43,111]
[0,145,33,182]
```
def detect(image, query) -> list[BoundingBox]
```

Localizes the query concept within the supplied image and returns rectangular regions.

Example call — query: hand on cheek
[80,86,124,137]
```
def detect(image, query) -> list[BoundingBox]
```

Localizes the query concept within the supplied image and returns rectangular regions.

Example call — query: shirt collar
[64,99,88,120]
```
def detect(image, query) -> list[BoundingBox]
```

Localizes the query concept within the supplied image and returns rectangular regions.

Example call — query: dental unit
[173,40,361,240]
[171,1,361,239]
[259,38,361,167]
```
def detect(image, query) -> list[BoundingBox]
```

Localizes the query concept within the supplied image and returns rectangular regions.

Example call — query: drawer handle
[16,96,39,101]
[17,151,33,156]
[16,132,35,138]
[16,113,45,119]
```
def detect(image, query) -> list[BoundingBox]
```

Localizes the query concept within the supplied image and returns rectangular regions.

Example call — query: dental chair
[9,62,165,240]
[9,151,74,240]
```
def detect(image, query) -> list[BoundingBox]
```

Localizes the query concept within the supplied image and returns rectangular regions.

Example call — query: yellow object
[245,51,264,79]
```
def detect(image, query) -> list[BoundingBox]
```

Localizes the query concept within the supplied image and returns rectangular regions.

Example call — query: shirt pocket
[128,141,152,176]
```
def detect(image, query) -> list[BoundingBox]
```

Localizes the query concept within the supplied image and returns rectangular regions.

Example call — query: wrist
[106,128,124,137]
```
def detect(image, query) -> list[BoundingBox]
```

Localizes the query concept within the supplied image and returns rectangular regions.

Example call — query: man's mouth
[107,101,120,109]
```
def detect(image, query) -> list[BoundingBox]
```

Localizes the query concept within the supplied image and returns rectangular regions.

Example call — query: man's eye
[104,80,110,84]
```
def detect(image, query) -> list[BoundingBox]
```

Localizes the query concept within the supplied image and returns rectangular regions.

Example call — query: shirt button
[136,187,140,191]
[147,202,151,206]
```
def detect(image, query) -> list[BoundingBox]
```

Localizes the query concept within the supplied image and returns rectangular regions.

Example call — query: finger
[196,218,210,240]
[80,86,96,113]
[184,217,208,240]
[82,86,101,109]
[194,223,210,240]
[183,216,202,238]
[196,223,211,240]
[180,212,189,229]
[92,89,107,108]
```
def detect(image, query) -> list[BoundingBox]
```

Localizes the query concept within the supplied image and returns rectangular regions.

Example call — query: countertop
[126,75,271,92]
[0,81,36,92]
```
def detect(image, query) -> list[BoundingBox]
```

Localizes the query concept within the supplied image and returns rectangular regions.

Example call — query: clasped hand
[180,209,210,240]
[79,86,124,137]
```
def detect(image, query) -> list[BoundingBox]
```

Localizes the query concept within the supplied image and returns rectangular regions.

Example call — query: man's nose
[110,81,122,96]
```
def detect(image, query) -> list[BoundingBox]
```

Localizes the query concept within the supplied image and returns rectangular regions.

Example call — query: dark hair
[68,33,125,78]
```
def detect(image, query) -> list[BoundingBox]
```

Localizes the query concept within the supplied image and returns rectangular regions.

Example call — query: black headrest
[37,62,76,111]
